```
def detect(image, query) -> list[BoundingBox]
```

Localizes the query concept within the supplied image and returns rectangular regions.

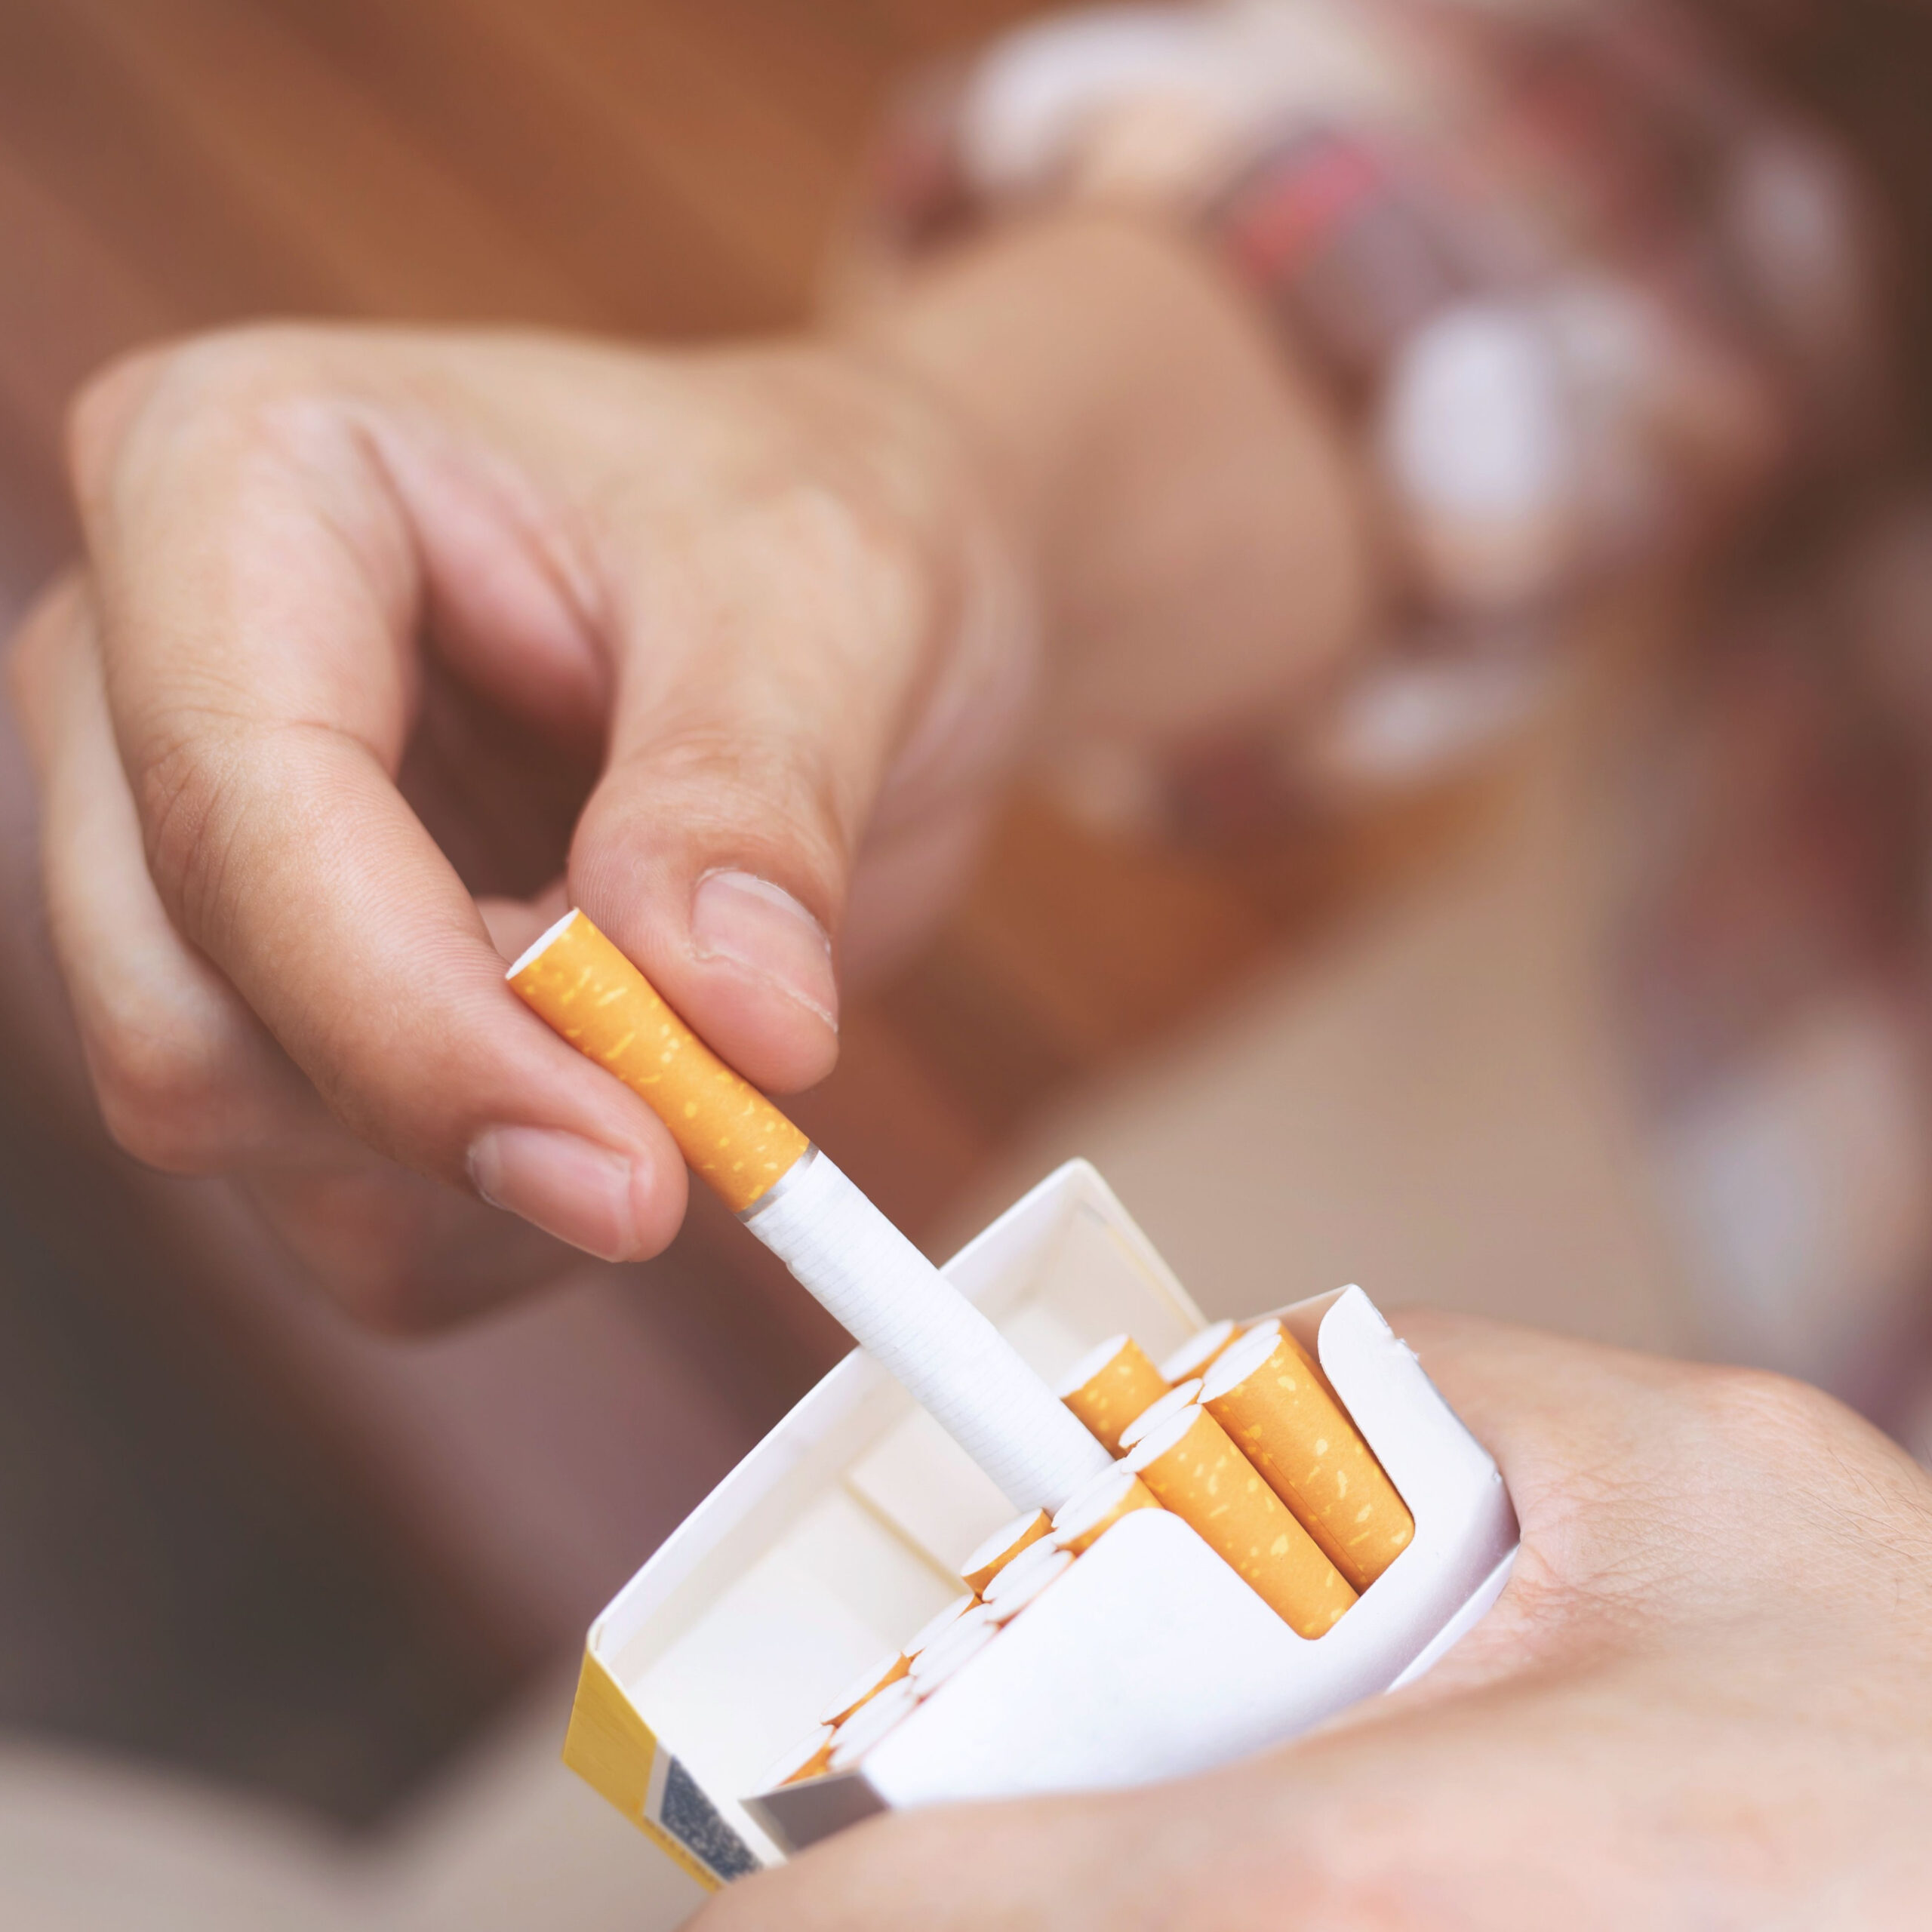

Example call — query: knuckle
[67,324,340,508]
[134,728,251,948]
[752,475,931,643]
[642,724,836,829]
[580,725,848,886]
[85,999,250,1176]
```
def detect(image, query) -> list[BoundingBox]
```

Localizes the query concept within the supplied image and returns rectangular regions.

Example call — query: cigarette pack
[562,1159,1517,1892]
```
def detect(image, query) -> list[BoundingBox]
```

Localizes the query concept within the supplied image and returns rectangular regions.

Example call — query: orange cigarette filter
[1128,1406,1356,1638]
[1203,1327,1414,1590]
[1054,1333,1171,1455]
[959,1509,1052,1595]
[1260,1318,1341,1403]
[1273,1316,1336,1373]
[508,910,808,1214]
[1051,1465,1161,1555]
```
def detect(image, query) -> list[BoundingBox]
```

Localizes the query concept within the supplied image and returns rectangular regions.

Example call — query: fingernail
[691,870,838,1030]
[467,1126,646,1262]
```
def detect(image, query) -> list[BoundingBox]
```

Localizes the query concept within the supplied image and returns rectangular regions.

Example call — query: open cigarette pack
[561,1158,1519,1893]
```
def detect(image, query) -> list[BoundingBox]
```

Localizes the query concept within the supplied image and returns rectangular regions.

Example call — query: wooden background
[0,0,1460,1824]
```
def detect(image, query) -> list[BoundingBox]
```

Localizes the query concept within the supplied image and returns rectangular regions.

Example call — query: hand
[697,1314,1932,1930]
[5,220,1366,1326]
[7,325,1026,1322]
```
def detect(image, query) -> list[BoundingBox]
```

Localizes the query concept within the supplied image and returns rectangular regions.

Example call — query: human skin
[697,1311,1932,1932]
[4,216,1367,1325]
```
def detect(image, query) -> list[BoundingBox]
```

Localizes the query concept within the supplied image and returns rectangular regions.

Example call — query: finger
[475,880,570,964]
[8,574,344,1173]
[697,1791,1186,1932]
[567,481,933,1094]
[12,583,600,1319]
[1387,1310,1797,1651]
[69,331,688,1303]
[564,339,1038,1094]
[1391,1309,1696,1497]
[242,1147,581,1327]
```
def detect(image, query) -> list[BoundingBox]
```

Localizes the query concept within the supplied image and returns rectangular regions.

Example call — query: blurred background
[5,0,1932,1926]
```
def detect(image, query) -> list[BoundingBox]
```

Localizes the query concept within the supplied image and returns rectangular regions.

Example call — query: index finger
[72,332,688,1297]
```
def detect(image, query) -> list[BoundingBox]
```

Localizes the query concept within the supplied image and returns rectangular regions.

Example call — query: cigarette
[908,1607,1001,1691]
[903,1592,979,1658]
[1051,1465,1161,1555]
[827,1678,922,1773]
[1116,1377,1203,1454]
[1201,1327,1414,1589]
[1158,1318,1241,1386]
[1244,1317,1343,1401]
[981,1535,1068,1609]
[509,910,1109,1512]
[959,1509,1052,1595]
[759,1724,836,1789]
[986,1546,1073,1621]
[1127,1406,1356,1638]
[818,1650,912,1728]
[1054,1333,1170,1454]
[1235,1318,1339,1401]
[909,1604,998,1683]
[506,908,808,1210]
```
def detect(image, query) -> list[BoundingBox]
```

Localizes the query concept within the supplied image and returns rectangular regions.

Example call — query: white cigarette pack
[563,1161,1518,1894]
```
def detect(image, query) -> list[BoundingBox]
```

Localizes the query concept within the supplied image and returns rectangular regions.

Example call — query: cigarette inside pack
[758,1309,1417,1795]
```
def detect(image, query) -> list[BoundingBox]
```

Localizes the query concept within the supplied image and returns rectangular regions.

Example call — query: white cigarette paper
[745,1154,1111,1512]
[510,911,1109,1513]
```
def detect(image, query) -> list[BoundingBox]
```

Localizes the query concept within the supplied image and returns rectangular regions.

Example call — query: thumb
[568,488,939,1093]
[575,786,844,1097]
